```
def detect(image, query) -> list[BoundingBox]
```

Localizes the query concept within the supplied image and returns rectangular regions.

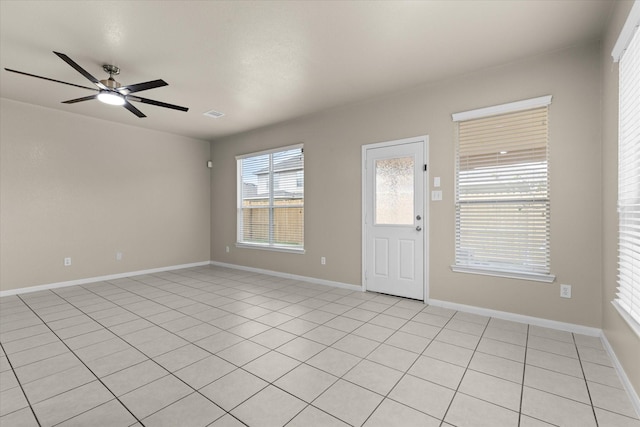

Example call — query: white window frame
[612,0,640,338]
[236,144,305,254]
[451,96,555,283]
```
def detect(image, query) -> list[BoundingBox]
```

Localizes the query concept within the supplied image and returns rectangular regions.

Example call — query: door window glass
[375,156,414,225]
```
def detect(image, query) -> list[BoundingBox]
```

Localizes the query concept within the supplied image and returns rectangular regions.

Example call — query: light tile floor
[1,265,639,427]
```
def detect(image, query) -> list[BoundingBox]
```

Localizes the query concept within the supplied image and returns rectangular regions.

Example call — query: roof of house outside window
[256,154,303,175]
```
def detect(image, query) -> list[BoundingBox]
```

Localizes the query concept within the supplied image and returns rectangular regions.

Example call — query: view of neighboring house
[255,153,304,199]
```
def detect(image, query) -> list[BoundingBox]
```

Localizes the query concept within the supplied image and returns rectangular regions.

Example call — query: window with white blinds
[237,145,304,252]
[613,1,640,336]
[452,96,554,282]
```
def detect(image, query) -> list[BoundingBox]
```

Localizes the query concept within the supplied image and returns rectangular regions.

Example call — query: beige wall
[601,0,640,399]
[211,42,603,327]
[0,99,211,292]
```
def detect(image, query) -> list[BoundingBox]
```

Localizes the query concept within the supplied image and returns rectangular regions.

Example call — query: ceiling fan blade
[128,95,189,112]
[62,95,98,104]
[123,100,146,118]
[4,68,99,91]
[53,51,108,90]
[118,79,167,95]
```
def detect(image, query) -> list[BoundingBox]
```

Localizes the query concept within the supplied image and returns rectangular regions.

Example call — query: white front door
[363,137,427,300]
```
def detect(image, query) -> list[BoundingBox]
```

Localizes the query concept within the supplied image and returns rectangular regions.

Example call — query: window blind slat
[455,105,550,275]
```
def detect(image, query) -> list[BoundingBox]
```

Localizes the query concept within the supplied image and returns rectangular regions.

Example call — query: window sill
[235,243,305,255]
[612,300,640,339]
[451,265,556,283]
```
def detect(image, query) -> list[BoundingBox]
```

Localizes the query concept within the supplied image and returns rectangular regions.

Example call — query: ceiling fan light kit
[97,91,125,106]
[4,51,189,118]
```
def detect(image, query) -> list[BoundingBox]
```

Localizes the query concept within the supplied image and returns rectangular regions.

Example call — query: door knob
[416,226,422,231]
[416,215,422,220]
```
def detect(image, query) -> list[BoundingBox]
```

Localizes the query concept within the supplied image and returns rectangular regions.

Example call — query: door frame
[361,135,429,303]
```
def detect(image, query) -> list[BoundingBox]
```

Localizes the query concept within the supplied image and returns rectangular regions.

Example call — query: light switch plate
[431,190,442,201]
[434,177,441,187]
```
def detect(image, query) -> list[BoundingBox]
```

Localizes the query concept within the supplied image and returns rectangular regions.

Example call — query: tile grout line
[4,266,634,426]
[102,271,341,347]
[271,314,406,426]
[523,334,623,411]
[0,338,43,427]
[259,294,423,426]
[8,280,345,427]
[61,271,386,425]
[99,269,427,381]
[0,287,548,426]
[517,323,530,427]
[13,292,145,427]
[436,313,491,427]
[152,271,373,426]
[318,303,424,427]
[51,282,261,425]
[359,307,462,425]
[221,285,422,425]
[574,332,600,427]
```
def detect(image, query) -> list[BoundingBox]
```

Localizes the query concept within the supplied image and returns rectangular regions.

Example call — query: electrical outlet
[116,251,123,261]
[226,246,230,253]
[560,284,572,299]
[321,256,326,265]
[64,257,71,266]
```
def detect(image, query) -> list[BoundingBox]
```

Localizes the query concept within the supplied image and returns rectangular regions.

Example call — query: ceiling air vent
[203,109,225,119]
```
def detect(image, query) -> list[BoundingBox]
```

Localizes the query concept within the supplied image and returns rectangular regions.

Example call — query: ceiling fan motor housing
[101,64,121,89]
[100,77,121,89]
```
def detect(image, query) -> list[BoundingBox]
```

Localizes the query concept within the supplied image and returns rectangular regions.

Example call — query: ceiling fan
[4,51,189,118]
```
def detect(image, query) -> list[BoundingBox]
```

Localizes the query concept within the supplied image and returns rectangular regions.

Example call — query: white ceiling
[0,0,613,142]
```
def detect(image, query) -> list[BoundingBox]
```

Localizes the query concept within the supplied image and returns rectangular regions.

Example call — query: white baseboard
[428,298,602,336]
[601,333,640,418]
[0,261,211,297]
[209,260,362,292]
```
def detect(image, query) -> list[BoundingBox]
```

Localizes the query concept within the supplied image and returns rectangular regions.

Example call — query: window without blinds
[237,145,304,251]
[453,101,552,280]
[615,10,640,332]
